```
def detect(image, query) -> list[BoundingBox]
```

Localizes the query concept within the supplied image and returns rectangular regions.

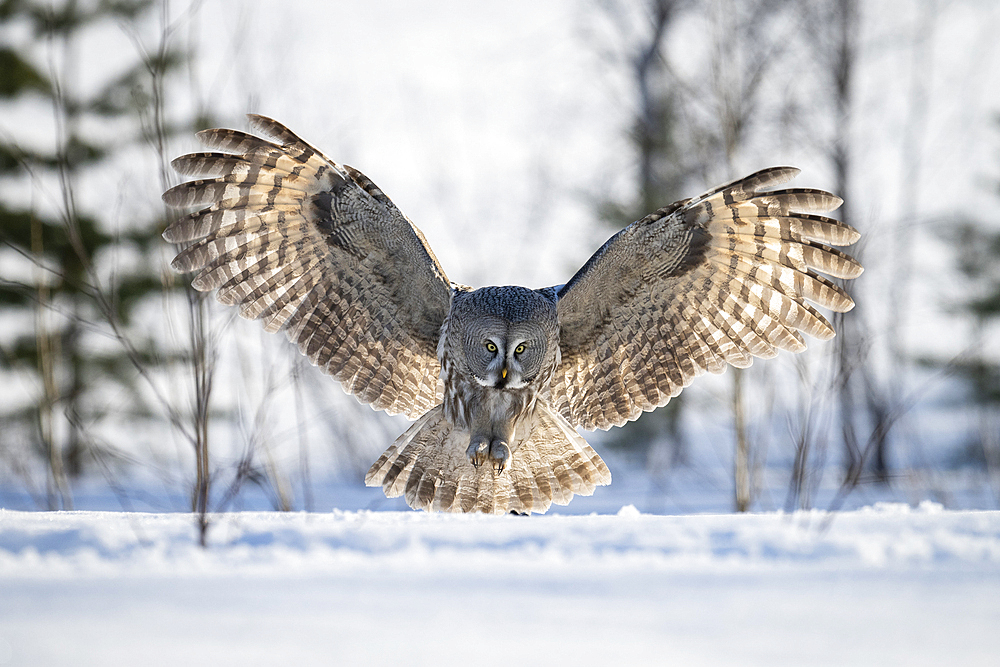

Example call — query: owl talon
[489,441,510,475]
[466,439,489,468]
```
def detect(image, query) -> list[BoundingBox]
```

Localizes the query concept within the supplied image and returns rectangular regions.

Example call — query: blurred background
[1,0,998,515]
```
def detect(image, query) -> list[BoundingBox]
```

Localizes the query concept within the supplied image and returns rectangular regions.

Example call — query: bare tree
[794,0,895,494]
[704,0,798,511]
[590,0,694,466]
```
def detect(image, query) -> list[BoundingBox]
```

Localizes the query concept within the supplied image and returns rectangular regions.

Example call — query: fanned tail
[364,402,610,514]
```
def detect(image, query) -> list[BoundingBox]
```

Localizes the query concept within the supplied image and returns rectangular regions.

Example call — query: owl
[163,115,863,514]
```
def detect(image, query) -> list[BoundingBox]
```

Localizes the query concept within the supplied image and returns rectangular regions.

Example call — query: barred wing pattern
[552,167,863,431]
[163,115,452,418]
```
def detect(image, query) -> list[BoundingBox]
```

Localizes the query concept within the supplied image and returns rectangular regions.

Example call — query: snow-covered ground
[1,3,1000,664]
[1,504,998,666]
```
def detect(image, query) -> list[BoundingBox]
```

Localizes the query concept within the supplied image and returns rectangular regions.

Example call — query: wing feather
[550,166,863,430]
[163,115,452,418]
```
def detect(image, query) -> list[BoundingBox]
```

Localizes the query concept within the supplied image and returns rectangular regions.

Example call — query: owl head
[448,286,559,390]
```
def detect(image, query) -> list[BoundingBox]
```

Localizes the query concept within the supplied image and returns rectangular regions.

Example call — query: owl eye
[485,341,498,353]
[514,344,526,355]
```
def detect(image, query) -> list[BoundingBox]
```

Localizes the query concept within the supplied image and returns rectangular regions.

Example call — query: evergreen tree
[948,217,1000,466]
[0,0,186,505]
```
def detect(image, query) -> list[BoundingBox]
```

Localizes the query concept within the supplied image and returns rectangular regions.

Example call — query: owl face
[450,286,558,390]
[467,321,549,389]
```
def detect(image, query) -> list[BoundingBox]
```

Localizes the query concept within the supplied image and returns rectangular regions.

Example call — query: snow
[2,3,1000,664]
[1,504,999,666]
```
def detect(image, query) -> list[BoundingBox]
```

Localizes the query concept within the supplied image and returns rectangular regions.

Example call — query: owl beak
[501,368,508,380]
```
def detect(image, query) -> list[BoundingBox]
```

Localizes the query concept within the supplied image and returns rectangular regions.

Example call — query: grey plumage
[164,115,862,514]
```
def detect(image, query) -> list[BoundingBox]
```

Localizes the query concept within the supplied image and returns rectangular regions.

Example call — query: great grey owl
[163,115,863,514]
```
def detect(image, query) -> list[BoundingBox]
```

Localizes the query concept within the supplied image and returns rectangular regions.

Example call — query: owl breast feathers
[164,115,863,514]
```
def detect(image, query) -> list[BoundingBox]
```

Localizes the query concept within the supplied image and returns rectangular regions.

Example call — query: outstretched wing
[163,115,452,418]
[550,166,863,431]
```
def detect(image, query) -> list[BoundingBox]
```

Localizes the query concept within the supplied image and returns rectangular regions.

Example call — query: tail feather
[514,443,555,508]
[432,476,459,512]
[364,402,611,514]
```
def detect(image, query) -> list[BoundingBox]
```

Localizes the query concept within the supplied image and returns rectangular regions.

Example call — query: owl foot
[466,438,510,474]
[489,441,510,474]
[466,439,490,469]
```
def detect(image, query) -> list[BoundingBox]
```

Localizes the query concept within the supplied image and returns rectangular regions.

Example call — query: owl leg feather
[489,441,510,474]
[466,438,490,468]
[465,438,509,473]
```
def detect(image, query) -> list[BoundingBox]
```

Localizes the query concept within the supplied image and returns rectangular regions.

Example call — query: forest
[1,0,998,519]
